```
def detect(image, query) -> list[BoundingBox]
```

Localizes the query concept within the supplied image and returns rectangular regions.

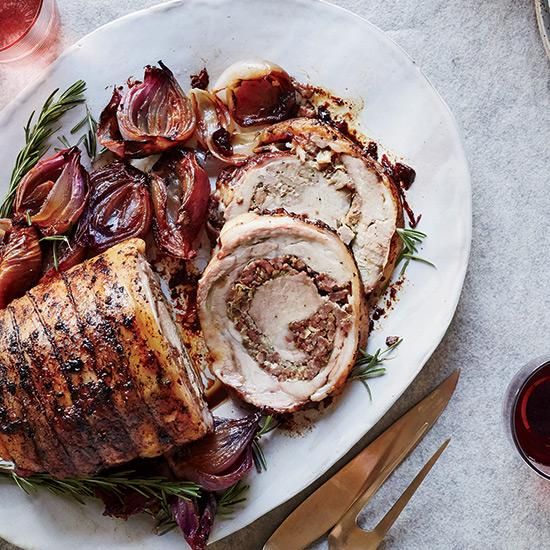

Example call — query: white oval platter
[0,0,471,548]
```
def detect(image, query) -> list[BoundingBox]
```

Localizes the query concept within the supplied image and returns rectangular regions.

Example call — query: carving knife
[263,369,459,550]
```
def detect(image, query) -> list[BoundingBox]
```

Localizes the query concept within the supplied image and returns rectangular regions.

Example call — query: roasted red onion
[76,161,152,252]
[150,149,210,259]
[172,493,217,550]
[0,223,42,309]
[14,147,89,236]
[98,62,196,158]
[40,235,87,281]
[214,60,297,127]
[190,89,257,165]
[167,414,261,491]
[0,218,11,242]
[190,68,210,90]
[98,487,156,521]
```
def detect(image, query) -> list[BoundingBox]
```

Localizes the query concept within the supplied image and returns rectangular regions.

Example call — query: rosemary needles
[350,338,403,398]
[71,106,99,159]
[217,481,249,517]
[0,461,200,507]
[396,228,435,276]
[252,415,278,473]
[0,80,86,218]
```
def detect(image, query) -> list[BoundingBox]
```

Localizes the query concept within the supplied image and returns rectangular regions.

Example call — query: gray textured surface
[0,0,549,549]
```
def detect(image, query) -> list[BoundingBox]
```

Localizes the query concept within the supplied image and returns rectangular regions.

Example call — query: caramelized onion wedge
[98,62,196,158]
[76,161,152,252]
[190,89,256,165]
[14,147,89,236]
[214,60,297,127]
[198,213,367,413]
[151,149,210,259]
[0,225,42,309]
[0,219,11,242]
[172,493,217,550]
[167,414,260,491]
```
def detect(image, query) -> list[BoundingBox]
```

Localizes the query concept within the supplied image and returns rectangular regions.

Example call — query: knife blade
[263,369,459,550]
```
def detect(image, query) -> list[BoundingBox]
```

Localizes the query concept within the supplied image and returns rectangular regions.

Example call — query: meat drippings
[226,255,351,381]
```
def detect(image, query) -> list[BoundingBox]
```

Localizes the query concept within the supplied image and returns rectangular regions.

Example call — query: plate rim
[0,0,472,547]
[535,0,550,59]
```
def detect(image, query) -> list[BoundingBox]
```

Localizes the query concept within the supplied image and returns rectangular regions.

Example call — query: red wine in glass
[0,0,58,63]
[512,362,550,476]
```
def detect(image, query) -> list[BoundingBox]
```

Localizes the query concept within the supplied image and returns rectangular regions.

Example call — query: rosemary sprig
[350,338,403,399]
[71,106,98,159]
[0,461,200,507]
[57,135,72,149]
[396,228,435,276]
[0,80,86,218]
[217,481,249,517]
[53,134,86,152]
[153,506,178,536]
[39,235,72,271]
[252,415,278,473]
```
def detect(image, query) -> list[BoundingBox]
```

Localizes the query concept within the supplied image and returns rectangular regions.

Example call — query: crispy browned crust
[0,239,212,477]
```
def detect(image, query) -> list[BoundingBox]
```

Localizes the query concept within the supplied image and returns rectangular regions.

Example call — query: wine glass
[503,356,550,480]
[0,0,59,64]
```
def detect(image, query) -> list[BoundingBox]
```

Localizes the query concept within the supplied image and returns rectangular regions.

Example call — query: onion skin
[190,68,210,90]
[76,161,152,252]
[167,414,261,491]
[172,493,217,550]
[14,147,89,236]
[98,62,196,159]
[150,149,210,259]
[0,224,42,309]
[181,448,253,491]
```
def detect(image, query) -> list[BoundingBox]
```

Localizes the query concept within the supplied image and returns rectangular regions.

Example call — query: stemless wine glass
[503,355,550,480]
[0,0,59,64]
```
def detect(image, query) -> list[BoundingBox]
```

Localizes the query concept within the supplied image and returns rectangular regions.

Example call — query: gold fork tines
[328,439,450,550]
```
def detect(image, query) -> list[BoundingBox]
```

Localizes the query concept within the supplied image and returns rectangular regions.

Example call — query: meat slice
[0,239,212,477]
[198,213,366,413]
[214,118,403,295]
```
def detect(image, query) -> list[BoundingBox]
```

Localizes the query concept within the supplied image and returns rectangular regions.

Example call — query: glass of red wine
[504,357,550,479]
[0,0,59,64]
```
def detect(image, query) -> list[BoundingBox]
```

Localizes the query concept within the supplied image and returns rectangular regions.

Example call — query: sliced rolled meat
[214,118,403,294]
[0,239,212,477]
[197,213,366,413]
